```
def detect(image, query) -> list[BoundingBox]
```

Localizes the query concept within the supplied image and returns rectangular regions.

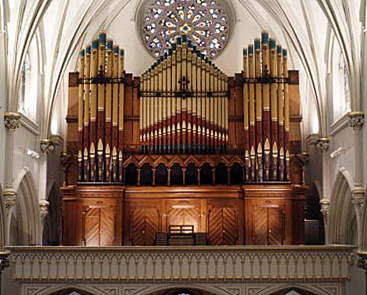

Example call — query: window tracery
[141,0,231,58]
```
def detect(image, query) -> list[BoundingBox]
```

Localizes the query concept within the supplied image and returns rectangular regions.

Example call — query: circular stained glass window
[140,0,232,58]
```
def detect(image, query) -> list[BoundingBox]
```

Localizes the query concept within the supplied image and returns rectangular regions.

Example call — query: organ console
[62,31,306,247]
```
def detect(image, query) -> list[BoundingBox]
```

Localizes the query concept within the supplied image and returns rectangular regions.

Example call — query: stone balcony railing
[7,245,355,284]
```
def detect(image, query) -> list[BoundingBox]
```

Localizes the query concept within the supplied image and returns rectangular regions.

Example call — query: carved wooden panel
[82,201,117,246]
[130,208,160,245]
[268,207,284,245]
[84,207,99,246]
[208,204,238,245]
[253,206,268,245]
[252,203,285,245]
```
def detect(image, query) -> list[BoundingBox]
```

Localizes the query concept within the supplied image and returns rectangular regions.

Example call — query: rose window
[141,0,231,58]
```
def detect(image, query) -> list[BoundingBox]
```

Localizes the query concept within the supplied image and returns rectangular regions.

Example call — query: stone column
[348,112,365,248]
[3,112,21,246]
[316,137,330,244]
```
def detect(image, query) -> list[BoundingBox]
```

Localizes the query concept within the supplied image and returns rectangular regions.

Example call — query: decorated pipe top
[254,38,261,50]
[92,39,98,49]
[261,31,269,43]
[270,38,276,49]
[107,39,113,50]
[98,31,107,45]
[277,45,283,54]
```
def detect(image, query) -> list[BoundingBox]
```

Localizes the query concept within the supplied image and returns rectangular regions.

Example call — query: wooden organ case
[62,31,306,246]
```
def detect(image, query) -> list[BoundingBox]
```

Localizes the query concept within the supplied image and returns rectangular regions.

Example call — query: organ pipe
[76,31,125,183]
[242,32,290,182]
[138,36,229,155]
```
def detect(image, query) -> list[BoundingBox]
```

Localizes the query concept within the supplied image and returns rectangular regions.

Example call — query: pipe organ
[77,31,125,183]
[63,31,305,247]
[140,36,229,154]
[242,32,290,182]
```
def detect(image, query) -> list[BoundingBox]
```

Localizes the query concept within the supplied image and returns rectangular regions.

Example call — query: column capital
[40,139,55,154]
[351,187,366,208]
[348,111,364,128]
[316,137,330,153]
[4,112,21,131]
[2,186,16,211]
[39,199,49,218]
[320,198,330,217]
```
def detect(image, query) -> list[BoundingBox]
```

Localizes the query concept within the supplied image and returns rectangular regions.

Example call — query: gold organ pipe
[277,45,285,180]
[106,39,113,124]
[283,49,290,135]
[283,49,290,181]
[90,39,98,124]
[243,48,249,132]
[154,61,159,148]
[201,55,206,146]
[171,45,177,150]
[112,46,119,128]
[214,66,219,148]
[119,49,125,131]
[140,73,144,144]
[277,45,284,128]
[182,37,187,150]
[205,58,210,148]
[158,56,163,149]
[224,75,229,143]
[84,47,91,129]
[248,45,255,128]
[176,39,182,150]
[167,50,172,151]
[269,38,278,180]
[261,31,271,180]
[163,54,167,151]
[98,31,106,113]
[191,46,197,149]
[78,50,84,132]
[254,38,262,123]
[209,62,214,148]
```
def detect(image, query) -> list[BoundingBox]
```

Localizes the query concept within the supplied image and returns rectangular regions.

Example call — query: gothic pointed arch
[328,168,356,245]
[10,168,41,245]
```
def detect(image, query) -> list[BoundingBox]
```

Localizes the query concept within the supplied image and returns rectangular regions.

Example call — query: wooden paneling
[62,184,304,246]
[207,200,240,245]
[129,207,160,245]
[61,186,123,246]
[245,184,304,245]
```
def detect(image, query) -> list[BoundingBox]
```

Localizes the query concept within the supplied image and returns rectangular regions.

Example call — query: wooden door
[83,205,117,246]
[208,206,238,245]
[130,208,160,245]
[253,205,285,245]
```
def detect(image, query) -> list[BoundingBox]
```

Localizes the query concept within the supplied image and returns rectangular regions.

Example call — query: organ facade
[62,31,306,247]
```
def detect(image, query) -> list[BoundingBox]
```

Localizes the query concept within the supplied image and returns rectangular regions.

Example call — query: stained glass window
[141,0,231,58]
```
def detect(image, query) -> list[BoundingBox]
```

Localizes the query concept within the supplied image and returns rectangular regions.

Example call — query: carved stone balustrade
[8,245,354,283]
